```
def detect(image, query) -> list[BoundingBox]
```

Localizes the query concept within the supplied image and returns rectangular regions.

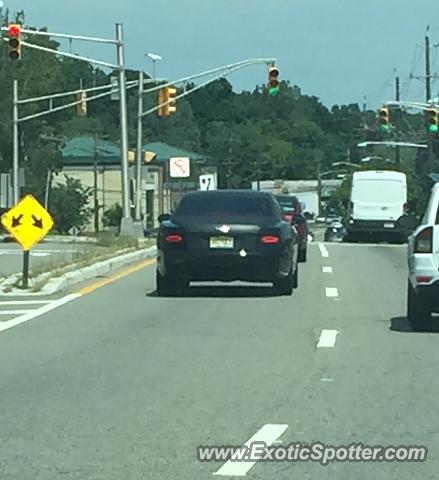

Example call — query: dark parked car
[156,190,299,296]
[274,194,309,262]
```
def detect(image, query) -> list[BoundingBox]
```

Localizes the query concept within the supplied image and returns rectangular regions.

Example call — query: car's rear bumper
[159,250,287,282]
[346,219,403,234]
[413,280,439,310]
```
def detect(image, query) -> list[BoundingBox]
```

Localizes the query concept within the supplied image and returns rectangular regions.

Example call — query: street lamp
[146,52,162,79]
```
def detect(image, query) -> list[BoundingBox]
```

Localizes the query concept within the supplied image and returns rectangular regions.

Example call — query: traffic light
[426,108,439,133]
[8,24,22,60]
[267,65,279,96]
[158,86,177,116]
[76,91,87,116]
[378,106,390,133]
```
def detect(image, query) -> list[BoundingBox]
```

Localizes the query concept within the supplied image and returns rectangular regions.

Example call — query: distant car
[403,183,439,331]
[274,194,309,262]
[156,190,300,296]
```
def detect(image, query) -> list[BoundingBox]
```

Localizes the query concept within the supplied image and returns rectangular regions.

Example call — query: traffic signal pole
[12,79,19,204]
[115,23,134,235]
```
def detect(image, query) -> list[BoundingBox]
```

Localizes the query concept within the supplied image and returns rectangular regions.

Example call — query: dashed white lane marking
[0,294,80,333]
[317,330,338,348]
[325,287,339,297]
[318,243,329,257]
[322,266,333,273]
[214,424,288,476]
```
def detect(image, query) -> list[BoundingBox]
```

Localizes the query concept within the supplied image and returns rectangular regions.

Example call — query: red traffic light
[8,24,21,38]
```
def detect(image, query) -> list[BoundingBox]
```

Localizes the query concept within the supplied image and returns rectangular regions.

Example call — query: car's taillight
[284,213,293,223]
[261,235,280,244]
[165,234,183,243]
[414,227,433,253]
[416,275,433,284]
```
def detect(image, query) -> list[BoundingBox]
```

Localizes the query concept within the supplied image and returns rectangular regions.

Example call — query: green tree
[49,176,92,234]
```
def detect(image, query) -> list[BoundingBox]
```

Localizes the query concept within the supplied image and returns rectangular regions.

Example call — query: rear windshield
[275,196,299,211]
[175,194,276,218]
[353,180,405,203]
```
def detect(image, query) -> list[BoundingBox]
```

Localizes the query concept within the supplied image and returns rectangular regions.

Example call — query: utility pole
[395,72,401,167]
[93,132,99,234]
[425,27,431,103]
[425,26,435,170]
[115,23,134,235]
[134,71,143,222]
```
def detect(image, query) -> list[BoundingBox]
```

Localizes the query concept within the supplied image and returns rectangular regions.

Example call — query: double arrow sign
[1,194,54,251]
[11,214,45,229]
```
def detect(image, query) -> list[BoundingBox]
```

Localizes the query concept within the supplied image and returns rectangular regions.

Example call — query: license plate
[384,223,395,228]
[209,236,234,249]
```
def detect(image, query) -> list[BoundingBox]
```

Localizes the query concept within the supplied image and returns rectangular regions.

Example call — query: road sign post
[22,250,30,289]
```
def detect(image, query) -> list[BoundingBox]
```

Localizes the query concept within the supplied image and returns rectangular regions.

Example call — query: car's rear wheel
[292,263,298,289]
[407,280,432,331]
[156,271,189,297]
[273,268,294,296]
[298,246,307,263]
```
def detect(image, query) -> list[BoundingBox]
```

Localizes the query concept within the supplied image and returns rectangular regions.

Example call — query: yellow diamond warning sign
[1,194,54,251]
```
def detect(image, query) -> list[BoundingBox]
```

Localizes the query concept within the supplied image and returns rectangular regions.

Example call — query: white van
[346,170,407,241]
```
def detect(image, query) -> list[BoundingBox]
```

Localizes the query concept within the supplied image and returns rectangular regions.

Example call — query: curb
[0,246,157,296]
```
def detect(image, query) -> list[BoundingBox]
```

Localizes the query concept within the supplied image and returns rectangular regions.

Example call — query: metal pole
[135,71,143,222]
[22,250,30,289]
[116,23,133,234]
[395,74,401,167]
[12,79,19,204]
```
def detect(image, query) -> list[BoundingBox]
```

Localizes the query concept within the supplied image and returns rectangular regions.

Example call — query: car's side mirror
[158,213,171,223]
[396,214,418,231]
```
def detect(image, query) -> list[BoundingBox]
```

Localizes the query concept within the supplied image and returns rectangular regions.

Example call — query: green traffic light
[268,87,279,96]
[428,124,438,133]
[379,124,390,133]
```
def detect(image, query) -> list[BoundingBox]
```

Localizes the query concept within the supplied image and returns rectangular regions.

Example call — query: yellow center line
[77,258,156,296]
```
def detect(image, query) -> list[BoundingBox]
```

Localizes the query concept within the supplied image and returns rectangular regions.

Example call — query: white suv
[404,183,439,331]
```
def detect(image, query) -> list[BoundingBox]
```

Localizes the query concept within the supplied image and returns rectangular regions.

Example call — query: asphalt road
[0,240,438,479]
[0,242,90,277]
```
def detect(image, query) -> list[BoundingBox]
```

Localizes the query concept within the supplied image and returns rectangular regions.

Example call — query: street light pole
[12,79,19,204]
[135,71,143,222]
[115,23,133,235]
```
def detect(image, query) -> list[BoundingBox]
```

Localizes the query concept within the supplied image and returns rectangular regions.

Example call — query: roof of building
[61,137,206,167]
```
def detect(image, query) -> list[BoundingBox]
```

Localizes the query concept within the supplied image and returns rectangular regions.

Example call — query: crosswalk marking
[0,300,49,305]
[0,310,33,315]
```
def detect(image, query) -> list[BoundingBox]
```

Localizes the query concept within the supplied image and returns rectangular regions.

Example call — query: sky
[4,0,439,109]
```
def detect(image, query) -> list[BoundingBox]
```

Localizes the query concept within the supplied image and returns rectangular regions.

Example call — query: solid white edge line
[318,243,329,257]
[325,287,338,298]
[317,330,338,348]
[322,266,333,273]
[0,294,81,333]
[214,424,288,477]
